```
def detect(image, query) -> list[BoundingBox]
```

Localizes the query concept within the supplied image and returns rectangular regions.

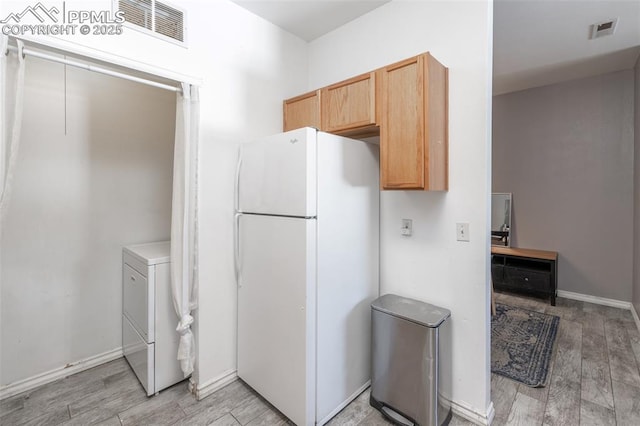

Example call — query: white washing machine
[122,241,185,395]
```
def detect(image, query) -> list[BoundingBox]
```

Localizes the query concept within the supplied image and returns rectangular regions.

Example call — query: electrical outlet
[401,219,412,236]
[456,223,470,242]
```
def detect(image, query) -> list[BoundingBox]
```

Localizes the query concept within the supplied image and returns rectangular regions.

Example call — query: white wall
[1,55,176,385]
[1,0,309,391]
[184,1,308,389]
[308,1,493,420]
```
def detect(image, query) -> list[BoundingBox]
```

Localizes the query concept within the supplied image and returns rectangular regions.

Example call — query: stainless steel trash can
[370,294,452,426]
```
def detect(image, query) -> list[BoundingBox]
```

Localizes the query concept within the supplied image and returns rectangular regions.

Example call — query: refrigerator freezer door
[238,127,317,217]
[237,213,316,426]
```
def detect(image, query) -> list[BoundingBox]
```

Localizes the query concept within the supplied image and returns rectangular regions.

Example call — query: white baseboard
[0,347,123,400]
[631,303,640,333]
[194,369,238,400]
[450,399,494,426]
[556,290,632,310]
[318,381,371,426]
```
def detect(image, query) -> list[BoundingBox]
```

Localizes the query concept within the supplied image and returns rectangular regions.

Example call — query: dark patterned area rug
[491,303,560,387]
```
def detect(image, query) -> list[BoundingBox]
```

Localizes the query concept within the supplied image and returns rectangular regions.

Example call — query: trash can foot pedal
[381,406,414,426]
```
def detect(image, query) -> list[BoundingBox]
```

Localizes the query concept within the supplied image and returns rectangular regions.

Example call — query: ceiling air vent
[590,18,618,39]
[118,0,185,44]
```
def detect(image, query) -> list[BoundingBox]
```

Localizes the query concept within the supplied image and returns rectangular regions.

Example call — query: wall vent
[590,18,618,39]
[117,0,186,45]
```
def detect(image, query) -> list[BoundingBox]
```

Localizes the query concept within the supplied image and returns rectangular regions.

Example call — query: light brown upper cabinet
[283,90,320,132]
[282,51,448,191]
[320,72,378,137]
[380,53,448,190]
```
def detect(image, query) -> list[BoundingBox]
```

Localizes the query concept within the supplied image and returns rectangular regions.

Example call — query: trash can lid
[371,294,451,328]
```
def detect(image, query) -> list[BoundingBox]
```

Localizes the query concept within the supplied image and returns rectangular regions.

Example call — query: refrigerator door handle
[234,212,242,287]
[234,151,242,287]
[234,154,242,213]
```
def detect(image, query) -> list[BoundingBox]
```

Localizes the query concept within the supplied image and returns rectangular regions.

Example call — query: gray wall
[493,70,635,301]
[634,56,640,314]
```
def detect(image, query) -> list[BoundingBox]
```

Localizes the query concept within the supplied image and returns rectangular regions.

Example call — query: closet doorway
[1,41,194,393]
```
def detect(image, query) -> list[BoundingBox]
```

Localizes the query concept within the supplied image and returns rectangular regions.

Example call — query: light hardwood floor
[0,358,474,425]
[492,292,640,426]
[1,293,639,425]
[0,359,473,426]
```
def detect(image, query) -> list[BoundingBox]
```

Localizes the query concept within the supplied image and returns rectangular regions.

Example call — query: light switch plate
[401,219,412,236]
[456,223,470,242]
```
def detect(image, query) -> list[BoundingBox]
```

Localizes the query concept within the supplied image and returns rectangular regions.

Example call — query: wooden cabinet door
[321,72,377,136]
[282,52,448,191]
[380,53,448,190]
[283,90,320,132]
[380,55,425,189]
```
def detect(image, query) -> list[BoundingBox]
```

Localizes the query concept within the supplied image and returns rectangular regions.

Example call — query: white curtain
[171,82,200,377]
[0,37,26,226]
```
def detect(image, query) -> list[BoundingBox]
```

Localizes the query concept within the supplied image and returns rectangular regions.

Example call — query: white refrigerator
[235,127,380,426]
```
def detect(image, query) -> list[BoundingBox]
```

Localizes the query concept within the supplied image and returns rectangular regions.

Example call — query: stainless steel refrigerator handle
[234,212,242,287]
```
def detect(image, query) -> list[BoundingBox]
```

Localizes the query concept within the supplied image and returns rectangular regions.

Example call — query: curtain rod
[5,44,181,94]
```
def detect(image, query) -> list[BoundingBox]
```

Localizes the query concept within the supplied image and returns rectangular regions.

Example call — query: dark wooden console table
[491,246,558,306]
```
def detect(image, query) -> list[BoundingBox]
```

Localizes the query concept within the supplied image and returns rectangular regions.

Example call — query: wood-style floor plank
[605,319,640,390]
[68,368,144,417]
[355,410,392,426]
[117,382,189,425]
[174,382,254,426]
[244,408,290,426]
[9,405,70,426]
[543,375,581,426]
[2,294,640,426]
[179,380,252,417]
[554,298,584,322]
[210,414,242,426]
[611,379,640,425]
[579,399,616,426]
[62,406,121,426]
[605,318,633,351]
[0,395,24,418]
[580,329,614,409]
[0,377,104,426]
[505,392,546,426]
[581,329,608,362]
[624,319,640,372]
[551,319,582,384]
[491,374,519,419]
[541,317,582,426]
[124,401,186,425]
[229,392,270,425]
[325,388,374,426]
[580,358,614,410]
[448,414,477,426]
[94,416,122,426]
[608,348,640,388]
[577,312,605,338]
